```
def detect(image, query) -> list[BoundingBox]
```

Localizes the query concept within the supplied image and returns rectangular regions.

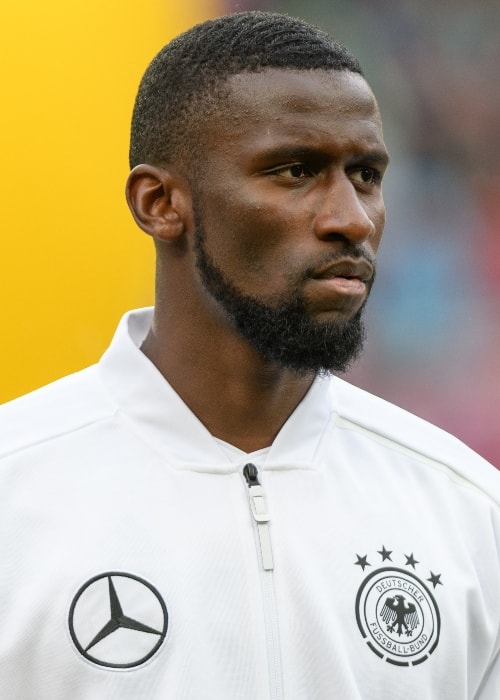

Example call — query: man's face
[191,69,388,373]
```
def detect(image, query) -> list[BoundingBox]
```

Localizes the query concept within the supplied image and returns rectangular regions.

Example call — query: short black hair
[129,11,363,170]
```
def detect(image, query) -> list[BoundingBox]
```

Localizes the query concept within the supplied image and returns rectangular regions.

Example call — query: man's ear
[125,164,191,241]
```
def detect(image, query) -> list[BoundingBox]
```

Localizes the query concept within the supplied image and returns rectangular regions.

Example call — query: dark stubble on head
[193,209,371,376]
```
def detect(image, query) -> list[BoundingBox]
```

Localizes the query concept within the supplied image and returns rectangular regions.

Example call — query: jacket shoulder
[329,377,500,507]
[0,366,113,459]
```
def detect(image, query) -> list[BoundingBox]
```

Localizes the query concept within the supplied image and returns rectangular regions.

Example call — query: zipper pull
[243,463,274,571]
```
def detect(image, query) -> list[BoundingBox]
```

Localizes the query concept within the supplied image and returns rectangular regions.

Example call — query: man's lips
[305,257,375,308]
[311,258,374,285]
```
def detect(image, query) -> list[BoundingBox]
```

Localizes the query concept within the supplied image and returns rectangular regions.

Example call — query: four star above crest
[404,553,419,569]
[427,571,443,588]
[377,545,393,561]
[354,554,371,571]
[353,548,442,589]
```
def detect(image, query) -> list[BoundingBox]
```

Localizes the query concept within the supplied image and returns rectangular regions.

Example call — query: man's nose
[313,176,377,244]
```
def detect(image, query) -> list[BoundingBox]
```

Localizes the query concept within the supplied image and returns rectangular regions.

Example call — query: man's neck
[140,323,315,453]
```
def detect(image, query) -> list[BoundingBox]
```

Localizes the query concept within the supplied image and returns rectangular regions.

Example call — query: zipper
[243,462,274,570]
[242,463,284,700]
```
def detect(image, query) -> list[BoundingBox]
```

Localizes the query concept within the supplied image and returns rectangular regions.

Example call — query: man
[0,11,498,699]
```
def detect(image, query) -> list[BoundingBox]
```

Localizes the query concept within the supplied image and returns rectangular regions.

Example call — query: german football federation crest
[354,548,442,666]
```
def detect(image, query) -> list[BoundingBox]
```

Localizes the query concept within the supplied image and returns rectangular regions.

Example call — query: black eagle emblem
[380,594,419,637]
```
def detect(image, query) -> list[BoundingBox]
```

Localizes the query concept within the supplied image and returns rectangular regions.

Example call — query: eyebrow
[349,150,390,168]
[258,145,390,167]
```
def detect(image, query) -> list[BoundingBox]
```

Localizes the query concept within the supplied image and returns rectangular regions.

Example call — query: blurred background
[2,0,499,466]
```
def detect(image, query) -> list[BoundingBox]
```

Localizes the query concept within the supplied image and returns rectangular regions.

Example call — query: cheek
[208,198,292,272]
[369,204,386,255]
[198,183,313,293]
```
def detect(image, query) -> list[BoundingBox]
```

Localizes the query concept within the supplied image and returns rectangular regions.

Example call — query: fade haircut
[129,11,363,171]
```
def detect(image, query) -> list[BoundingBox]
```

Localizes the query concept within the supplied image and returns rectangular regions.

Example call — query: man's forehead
[224,68,377,114]
[210,68,385,153]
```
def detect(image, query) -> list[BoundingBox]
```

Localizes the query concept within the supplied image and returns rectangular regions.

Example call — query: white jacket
[1,308,499,699]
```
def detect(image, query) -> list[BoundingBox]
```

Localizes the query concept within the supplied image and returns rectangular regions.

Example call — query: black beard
[194,229,370,376]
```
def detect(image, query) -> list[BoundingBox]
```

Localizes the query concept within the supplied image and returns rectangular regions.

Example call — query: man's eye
[274,164,312,179]
[350,168,381,185]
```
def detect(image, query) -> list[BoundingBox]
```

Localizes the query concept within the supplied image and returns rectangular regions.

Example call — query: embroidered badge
[354,547,442,666]
[68,572,168,669]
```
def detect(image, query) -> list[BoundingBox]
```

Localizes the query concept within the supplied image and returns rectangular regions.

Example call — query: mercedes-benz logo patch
[68,572,168,669]
[354,548,442,667]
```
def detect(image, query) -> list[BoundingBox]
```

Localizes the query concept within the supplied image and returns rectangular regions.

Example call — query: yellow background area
[1,0,219,403]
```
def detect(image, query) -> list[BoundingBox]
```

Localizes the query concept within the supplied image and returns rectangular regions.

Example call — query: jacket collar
[99,308,334,472]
